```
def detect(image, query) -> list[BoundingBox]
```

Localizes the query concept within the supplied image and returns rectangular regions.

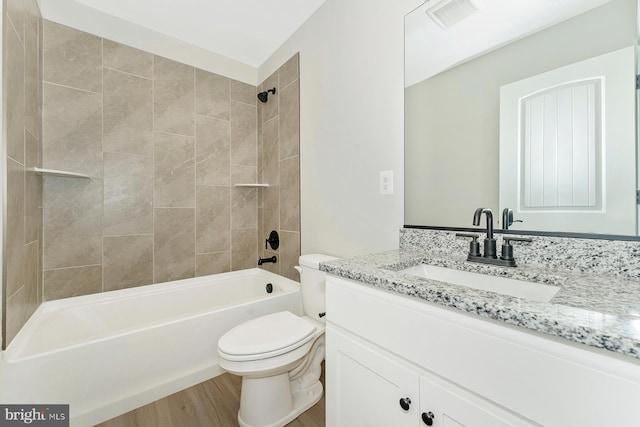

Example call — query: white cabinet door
[326,326,419,427]
[419,373,536,427]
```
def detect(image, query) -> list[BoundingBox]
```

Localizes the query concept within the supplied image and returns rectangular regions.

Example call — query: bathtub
[0,268,303,426]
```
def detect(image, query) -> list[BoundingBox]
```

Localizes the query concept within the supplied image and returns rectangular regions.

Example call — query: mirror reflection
[405,0,638,235]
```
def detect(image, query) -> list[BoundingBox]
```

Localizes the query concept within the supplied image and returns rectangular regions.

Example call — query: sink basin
[400,264,560,302]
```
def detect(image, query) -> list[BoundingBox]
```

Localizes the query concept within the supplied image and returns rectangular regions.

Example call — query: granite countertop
[320,250,640,360]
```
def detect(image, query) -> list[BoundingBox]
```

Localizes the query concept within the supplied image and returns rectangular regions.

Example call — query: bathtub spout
[258,256,277,266]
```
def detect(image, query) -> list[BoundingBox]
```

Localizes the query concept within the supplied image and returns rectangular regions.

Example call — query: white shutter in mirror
[521,79,601,210]
[500,46,636,235]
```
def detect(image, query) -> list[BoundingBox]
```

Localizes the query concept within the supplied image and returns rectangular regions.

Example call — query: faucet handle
[455,233,481,257]
[500,236,532,265]
[455,232,479,240]
[503,236,533,246]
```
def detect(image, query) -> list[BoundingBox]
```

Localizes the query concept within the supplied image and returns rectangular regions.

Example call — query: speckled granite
[321,229,640,360]
[401,228,640,279]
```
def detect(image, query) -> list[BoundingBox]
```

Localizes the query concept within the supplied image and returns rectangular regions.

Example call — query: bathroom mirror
[404,0,639,236]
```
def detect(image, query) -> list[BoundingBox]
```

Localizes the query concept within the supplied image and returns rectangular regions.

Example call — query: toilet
[217,254,338,427]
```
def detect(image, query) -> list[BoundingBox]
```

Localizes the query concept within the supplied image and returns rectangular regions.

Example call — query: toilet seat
[218,311,317,362]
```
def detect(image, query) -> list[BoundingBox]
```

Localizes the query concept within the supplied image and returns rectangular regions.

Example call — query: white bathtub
[0,268,303,426]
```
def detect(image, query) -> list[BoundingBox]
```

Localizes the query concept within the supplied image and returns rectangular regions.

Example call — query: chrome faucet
[472,208,496,259]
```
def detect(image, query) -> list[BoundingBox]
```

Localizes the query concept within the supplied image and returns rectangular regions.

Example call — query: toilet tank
[298,254,339,323]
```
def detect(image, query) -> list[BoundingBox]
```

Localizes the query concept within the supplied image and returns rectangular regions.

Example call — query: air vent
[425,0,478,29]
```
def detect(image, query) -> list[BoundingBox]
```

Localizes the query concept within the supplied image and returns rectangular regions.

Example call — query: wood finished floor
[96,372,325,427]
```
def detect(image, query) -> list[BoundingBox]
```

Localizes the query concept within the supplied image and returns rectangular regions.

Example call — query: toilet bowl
[217,254,337,427]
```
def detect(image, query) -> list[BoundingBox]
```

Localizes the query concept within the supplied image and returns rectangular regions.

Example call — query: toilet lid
[218,311,317,361]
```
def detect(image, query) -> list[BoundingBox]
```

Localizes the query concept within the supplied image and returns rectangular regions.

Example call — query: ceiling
[56,0,326,68]
[405,0,613,87]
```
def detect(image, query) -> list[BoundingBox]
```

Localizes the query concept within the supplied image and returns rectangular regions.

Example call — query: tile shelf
[234,183,270,187]
[30,167,91,179]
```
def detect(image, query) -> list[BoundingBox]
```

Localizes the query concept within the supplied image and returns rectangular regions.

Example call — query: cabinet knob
[399,397,411,411]
[421,411,434,426]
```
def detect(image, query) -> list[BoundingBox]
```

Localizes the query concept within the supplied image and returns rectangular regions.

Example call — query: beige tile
[154,208,195,282]
[38,17,43,113]
[25,14,40,140]
[258,207,264,257]
[232,164,257,186]
[104,152,153,235]
[280,156,300,232]
[43,178,103,269]
[263,118,279,186]
[44,265,102,300]
[257,105,264,190]
[154,133,195,207]
[23,240,39,320]
[25,129,40,168]
[231,166,257,229]
[257,157,264,207]
[25,0,41,33]
[6,288,26,346]
[196,69,230,120]
[279,80,300,160]
[230,101,257,167]
[231,228,258,271]
[43,235,102,272]
[280,231,301,281]
[103,68,153,156]
[7,158,25,297]
[6,20,25,164]
[154,56,195,136]
[43,83,103,177]
[196,252,231,276]
[37,212,43,303]
[279,53,299,90]
[257,82,263,122]
[196,185,231,253]
[261,71,278,123]
[7,0,25,43]
[25,132,42,244]
[263,186,280,234]
[196,115,230,186]
[104,235,153,291]
[103,39,153,78]
[230,79,256,105]
[43,20,102,92]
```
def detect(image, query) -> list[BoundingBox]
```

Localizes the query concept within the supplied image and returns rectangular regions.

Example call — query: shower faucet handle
[265,230,280,250]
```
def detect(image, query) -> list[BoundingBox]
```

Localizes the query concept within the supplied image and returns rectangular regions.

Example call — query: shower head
[257,87,276,103]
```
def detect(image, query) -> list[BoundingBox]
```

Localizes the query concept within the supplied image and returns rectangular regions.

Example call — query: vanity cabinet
[328,327,530,426]
[328,328,418,426]
[325,275,640,426]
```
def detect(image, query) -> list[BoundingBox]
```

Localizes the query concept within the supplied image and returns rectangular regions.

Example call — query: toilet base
[237,373,323,427]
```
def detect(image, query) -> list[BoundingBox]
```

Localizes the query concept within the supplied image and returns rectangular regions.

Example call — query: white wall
[260,0,422,257]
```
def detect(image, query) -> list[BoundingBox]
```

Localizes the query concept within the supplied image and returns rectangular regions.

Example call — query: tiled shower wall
[40,20,301,299]
[258,55,301,281]
[4,0,44,345]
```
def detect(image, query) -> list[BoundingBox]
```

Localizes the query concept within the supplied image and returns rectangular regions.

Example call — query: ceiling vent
[425,0,479,29]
